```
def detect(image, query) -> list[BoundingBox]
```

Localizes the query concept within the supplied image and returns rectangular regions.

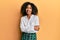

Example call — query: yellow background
[0,0,60,40]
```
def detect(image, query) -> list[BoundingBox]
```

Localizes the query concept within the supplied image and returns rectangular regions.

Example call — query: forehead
[27,4,32,7]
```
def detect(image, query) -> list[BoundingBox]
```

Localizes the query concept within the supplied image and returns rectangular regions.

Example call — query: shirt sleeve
[26,16,40,33]
[20,17,27,32]
[35,16,39,26]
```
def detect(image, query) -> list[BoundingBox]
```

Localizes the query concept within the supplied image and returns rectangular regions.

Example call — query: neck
[27,14,31,17]
[27,14,32,19]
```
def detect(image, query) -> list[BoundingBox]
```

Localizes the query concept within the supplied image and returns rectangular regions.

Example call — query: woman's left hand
[34,26,40,31]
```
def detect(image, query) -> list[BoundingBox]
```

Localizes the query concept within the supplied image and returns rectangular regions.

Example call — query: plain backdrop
[0,0,60,40]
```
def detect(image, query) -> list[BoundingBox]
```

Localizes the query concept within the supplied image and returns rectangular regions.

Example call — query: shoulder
[33,15,39,19]
[21,16,26,20]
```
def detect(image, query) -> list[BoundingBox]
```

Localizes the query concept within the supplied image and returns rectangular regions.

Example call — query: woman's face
[26,4,32,15]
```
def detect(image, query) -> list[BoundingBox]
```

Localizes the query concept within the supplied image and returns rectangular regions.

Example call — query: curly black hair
[21,2,38,16]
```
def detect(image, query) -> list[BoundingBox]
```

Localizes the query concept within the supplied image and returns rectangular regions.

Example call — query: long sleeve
[34,16,39,26]
[25,23,36,33]
[20,17,28,32]
[24,16,39,33]
[29,16,40,32]
[24,16,40,33]
[20,19,36,33]
[20,15,40,33]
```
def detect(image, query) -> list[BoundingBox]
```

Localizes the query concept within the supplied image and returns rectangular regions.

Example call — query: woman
[20,2,40,40]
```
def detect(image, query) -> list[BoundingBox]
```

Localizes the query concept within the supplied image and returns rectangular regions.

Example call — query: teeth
[27,10,30,12]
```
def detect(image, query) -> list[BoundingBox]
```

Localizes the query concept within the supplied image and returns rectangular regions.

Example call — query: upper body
[20,14,40,33]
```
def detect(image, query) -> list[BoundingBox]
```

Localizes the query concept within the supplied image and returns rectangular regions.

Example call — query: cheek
[30,9,32,12]
[26,9,27,12]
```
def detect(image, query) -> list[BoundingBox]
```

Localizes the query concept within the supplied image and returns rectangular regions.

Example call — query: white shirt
[20,14,39,33]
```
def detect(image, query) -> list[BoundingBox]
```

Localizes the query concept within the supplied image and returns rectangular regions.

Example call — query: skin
[26,4,40,31]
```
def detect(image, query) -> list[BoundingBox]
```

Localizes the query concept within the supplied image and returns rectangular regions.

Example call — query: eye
[29,7,32,9]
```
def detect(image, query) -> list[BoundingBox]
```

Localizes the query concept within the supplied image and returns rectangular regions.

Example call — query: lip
[26,10,31,13]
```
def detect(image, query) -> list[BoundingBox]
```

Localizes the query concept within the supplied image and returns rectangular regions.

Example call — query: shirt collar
[26,14,34,21]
